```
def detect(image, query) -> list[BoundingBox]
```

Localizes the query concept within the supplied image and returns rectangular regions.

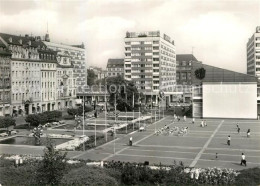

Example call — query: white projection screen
[202,83,257,119]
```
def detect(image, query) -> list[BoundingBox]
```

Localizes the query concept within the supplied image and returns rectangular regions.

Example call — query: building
[191,61,259,119]
[106,58,124,77]
[43,40,87,94]
[0,33,58,115]
[176,54,199,85]
[247,26,260,79]
[0,40,12,116]
[0,32,80,115]
[124,31,176,104]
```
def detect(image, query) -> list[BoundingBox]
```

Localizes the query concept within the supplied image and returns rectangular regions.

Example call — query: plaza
[1,114,259,170]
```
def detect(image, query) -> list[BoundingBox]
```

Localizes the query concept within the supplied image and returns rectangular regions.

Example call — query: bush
[67,108,78,116]
[235,167,260,186]
[43,111,62,122]
[0,160,38,185]
[35,140,68,185]
[0,117,16,129]
[14,123,31,130]
[25,114,42,127]
[61,166,118,185]
[63,115,75,120]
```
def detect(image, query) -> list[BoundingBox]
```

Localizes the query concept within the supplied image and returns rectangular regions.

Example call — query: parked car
[0,132,8,137]
[59,120,65,124]
[10,130,18,135]
[52,122,59,125]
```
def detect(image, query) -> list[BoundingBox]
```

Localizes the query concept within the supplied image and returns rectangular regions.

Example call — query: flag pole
[105,78,107,142]
[83,96,85,151]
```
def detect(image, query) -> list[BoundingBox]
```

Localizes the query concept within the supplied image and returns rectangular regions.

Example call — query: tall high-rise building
[247,26,260,79]
[124,31,176,101]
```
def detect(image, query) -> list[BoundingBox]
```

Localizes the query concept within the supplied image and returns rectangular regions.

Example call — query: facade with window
[247,26,260,79]
[43,41,87,94]
[124,31,176,105]
[0,33,78,115]
[0,40,12,116]
[106,58,124,77]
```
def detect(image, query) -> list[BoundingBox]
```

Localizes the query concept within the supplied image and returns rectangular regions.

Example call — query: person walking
[240,153,246,166]
[129,136,133,146]
[227,135,231,146]
[184,115,186,122]
[201,120,204,127]
[237,127,240,134]
[192,118,195,124]
[247,129,251,138]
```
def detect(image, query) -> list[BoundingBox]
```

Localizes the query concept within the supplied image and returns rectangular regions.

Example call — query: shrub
[61,166,118,185]
[25,114,41,127]
[35,140,68,185]
[63,115,75,120]
[67,108,78,116]
[235,167,260,186]
[14,123,31,130]
[0,116,16,129]
[0,160,38,185]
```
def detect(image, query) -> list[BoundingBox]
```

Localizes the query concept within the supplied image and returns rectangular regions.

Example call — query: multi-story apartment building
[106,58,124,77]
[0,40,12,116]
[124,31,176,103]
[56,51,76,109]
[247,26,260,79]
[43,41,87,94]
[0,32,79,115]
[0,33,57,115]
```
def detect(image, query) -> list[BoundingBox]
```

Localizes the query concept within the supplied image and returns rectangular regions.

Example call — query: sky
[0,0,260,73]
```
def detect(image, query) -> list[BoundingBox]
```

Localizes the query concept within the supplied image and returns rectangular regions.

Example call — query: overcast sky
[0,0,260,73]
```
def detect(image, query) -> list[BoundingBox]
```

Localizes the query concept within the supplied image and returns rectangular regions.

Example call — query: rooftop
[176,54,198,62]
[0,33,46,48]
[107,58,124,66]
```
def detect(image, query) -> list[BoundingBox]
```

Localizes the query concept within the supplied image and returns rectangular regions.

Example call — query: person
[192,118,195,124]
[129,136,133,146]
[178,116,180,122]
[236,124,239,129]
[237,127,240,134]
[183,115,186,122]
[216,153,218,159]
[247,129,250,138]
[227,135,231,146]
[240,153,246,166]
[201,120,204,127]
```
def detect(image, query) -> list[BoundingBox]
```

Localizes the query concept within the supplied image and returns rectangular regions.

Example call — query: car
[59,120,65,124]
[10,130,17,135]
[139,126,145,132]
[0,132,8,137]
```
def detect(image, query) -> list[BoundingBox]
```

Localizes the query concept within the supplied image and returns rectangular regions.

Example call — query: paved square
[72,116,260,170]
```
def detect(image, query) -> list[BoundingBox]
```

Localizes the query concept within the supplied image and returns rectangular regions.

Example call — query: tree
[106,75,140,110]
[25,114,41,127]
[87,69,97,86]
[36,140,68,185]
[0,117,16,129]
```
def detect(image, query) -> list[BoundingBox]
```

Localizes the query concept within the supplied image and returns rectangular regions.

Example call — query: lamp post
[82,96,85,151]
[104,78,107,142]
